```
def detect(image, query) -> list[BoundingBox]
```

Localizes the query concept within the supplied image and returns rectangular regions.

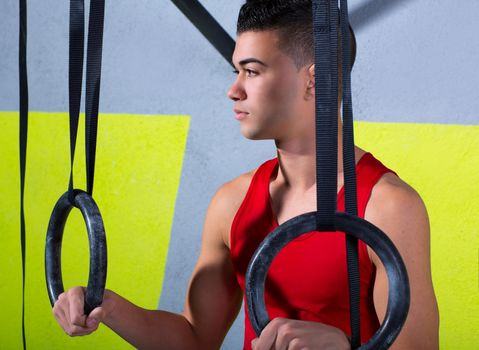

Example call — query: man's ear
[305,64,315,99]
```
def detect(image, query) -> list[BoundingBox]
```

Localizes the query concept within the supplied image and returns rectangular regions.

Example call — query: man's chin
[240,129,270,141]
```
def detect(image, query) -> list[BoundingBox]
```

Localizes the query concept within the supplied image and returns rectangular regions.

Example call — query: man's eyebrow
[234,58,268,67]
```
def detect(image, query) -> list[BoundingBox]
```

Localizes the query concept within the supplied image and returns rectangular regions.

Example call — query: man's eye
[232,69,258,76]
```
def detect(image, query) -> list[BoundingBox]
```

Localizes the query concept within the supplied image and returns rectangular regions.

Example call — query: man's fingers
[69,294,87,326]
[65,324,95,337]
[52,287,100,337]
[253,318,284,350]
[56,292,72,328]
[52,304,67,329]
[53,304,89,337]
[64,286,87,326]
[274,320,296,350]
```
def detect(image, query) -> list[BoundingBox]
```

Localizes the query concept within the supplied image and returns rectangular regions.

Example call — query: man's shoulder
[212,167,257,213]
[366,171,429,241]
[371,172,424,211]
[206,166,262,247]
[215,157,277,202]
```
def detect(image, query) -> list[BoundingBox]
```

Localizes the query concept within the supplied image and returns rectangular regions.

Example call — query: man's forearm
[102,290,200,350]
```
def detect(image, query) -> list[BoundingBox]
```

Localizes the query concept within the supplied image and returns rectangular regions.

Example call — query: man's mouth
[234,108,249,120]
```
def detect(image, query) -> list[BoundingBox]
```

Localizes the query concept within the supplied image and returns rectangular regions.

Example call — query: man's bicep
[182,187,243,349]
[183,256,242,349]
[367,179,439,349]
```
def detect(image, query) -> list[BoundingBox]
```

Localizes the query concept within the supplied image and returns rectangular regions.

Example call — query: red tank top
[230,153,395,349]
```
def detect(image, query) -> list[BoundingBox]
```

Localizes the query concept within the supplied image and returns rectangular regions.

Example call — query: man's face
[228,30,311,140]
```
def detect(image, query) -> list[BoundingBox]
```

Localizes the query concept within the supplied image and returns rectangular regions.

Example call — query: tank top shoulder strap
[355,153,397,218]
[252,158,279,190]
[230,158,279,246]
[242,158,278,208]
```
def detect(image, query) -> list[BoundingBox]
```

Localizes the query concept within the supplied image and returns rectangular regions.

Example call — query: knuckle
[57,292,66,302]
[67,325,85,337]
[52,303,66,319]
[288,338,305,350]
[270,317,284,328]
[71,315,83,326]
[276,324,294,345]
[52,307,61,319]
[67,286,80,297]
[279,322,293,335]
[73,286,84,294]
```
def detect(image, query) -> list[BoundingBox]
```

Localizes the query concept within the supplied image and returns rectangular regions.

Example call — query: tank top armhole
[356,153,397,218]
[356,154,397,274]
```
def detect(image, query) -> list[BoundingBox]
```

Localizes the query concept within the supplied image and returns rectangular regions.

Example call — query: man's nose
[227,79,246,101]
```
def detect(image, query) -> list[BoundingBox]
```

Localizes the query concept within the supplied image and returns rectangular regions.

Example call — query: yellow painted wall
[1,114,477,348]
[0,111,189,349]
[356,122,479,349]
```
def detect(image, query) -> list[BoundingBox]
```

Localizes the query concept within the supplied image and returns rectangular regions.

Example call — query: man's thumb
[86,307,103,328]
[86,317,99,328]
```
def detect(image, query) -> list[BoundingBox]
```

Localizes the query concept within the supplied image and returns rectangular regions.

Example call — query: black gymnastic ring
[245,212,410,350]
[45,190,107,315]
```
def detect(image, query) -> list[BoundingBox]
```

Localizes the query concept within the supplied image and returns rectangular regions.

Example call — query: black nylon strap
[170,0,235,67]
[339,0,361,347]
[68,0,105,201]
[84,0,105,195]
[19,0,28,348]
[313,0,361,347]
[313,0,338,231]
[68,0,85,204]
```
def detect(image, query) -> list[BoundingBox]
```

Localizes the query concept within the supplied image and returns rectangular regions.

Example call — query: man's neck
[272,123,365,192]
[275,132,344,188]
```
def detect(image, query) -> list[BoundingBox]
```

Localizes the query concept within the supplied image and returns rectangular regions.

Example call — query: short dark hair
[237,0,356,69]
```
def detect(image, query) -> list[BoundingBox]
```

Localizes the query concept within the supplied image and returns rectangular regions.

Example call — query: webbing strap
[19,0,28,349]
[68,0,105,202]
[312,0,361,347]
[313,0,338,231]
[67,0,85,203]
[84,0,105,195]
[340,0,361,347]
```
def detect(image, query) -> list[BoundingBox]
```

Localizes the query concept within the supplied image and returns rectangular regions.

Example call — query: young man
[53,1,439,349]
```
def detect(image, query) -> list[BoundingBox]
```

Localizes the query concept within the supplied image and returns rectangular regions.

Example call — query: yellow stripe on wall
[356,121,479,349]
[1,115,477,348]
[0,111,189,349]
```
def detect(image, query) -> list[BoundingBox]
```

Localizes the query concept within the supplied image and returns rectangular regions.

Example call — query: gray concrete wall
[1,1,478,349]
